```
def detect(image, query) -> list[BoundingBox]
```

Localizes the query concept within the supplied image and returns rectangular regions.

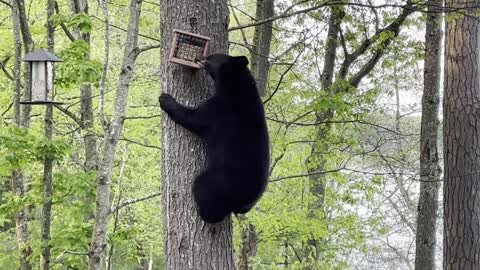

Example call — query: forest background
[0,0,466,269]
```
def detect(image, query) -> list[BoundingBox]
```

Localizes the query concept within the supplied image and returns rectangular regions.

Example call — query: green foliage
[0,0,423,268]
[56,40,102,88]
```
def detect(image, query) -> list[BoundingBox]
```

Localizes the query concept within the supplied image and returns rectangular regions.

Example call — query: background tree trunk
[14,0,33,128]
[68,0,99,172]
[39,0,56,268]
[160,1,235,269]
[443,1,480,269]
[414,0,442,269]
[88,0,142,268]
[237,1,274,268]
[11,1,33,269]
[250,0,274,97]
[303,7,344,268]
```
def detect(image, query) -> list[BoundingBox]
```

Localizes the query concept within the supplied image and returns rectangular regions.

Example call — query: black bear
[159,54,269,223]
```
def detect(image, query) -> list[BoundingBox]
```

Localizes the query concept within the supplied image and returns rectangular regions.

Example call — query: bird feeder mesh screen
[173,33,207,62]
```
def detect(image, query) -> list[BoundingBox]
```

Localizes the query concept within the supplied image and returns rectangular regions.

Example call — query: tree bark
[160,1,235,269]
[68,0,99,172]
[236,220,258,270]
[443,1,480,269]
[414,1,442,269]
[14,0,33,128]
[39,1,56,268]
[88,0,142,269]
[11,2,32,269]
[250,0,274,97]
[40,105,54,270]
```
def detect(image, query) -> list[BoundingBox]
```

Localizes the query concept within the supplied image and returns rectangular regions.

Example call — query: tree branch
[229,2,329,32]
[0,0,11,8]
[338,1,415,86]
[136,43,161,56]
[119,137,161,150]
[0,55,14,81]
[92,15,160,42]
[124,114,161,120]
[54,1,76,42]
[53,104,84,129]
[109,191,161,214]
[349,3,415,87]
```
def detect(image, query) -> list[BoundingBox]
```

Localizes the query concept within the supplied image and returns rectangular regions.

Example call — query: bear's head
[199,54,249,82]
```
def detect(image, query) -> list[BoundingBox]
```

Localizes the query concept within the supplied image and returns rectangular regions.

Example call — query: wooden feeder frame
[168,29,210,68]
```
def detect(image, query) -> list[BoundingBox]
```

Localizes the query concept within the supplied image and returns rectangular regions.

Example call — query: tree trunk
[443,1,480,269]
[40,105,54,270]
[237,1,274,268]
[39,1,56,268]
[88,0,142,269]
[236,221,258,270]
[303,7,344,268]
[160,1,235,269]
[68,0,99,173]
[11,1,33,269]
[14,0,33,128]
[414,1,442,269]
[250,0,274,97]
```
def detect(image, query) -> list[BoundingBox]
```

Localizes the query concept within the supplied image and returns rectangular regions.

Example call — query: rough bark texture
[250,0,274,97]
[236,221,258,270]
[12,1,21,126]
[88,0,142,269]
[39,2,56,268]
[11,2,32,269]
[14,0,33,128]
[160,1,235,269]
[414,0,442,269]
[40,105,54,270]
[443,1,480,269]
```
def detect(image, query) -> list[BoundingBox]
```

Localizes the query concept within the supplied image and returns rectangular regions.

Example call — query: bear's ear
[234,56,249,67]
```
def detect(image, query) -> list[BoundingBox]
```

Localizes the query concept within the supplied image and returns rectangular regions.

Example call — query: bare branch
[119,137,161,150]
[0,0,12,8]
[137,43,161,56]
[263,50,302,104]
[229,3,329,32]
[229,0,249,47]
[92,15,160,42]
[0,55,14,81]
[109,191,161,214]
[124,114,161,120]
[340,2,415,86]
[270,168,344,182]
[1,102,13,117]
[54,1,76,42]
[53,104,84,128]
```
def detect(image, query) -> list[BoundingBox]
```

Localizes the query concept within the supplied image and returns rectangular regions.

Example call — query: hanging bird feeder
[168,29,210,68]
[21,48,63,105]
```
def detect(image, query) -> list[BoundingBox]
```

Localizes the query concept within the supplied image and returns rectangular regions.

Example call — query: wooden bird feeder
[168,30,210,68]
[21,48,63,105]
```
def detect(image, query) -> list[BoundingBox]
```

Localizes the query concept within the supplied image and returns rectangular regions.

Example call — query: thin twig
[110,191,162,214]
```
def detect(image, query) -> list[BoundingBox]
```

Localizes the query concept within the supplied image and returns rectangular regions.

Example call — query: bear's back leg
[192,170,232,223]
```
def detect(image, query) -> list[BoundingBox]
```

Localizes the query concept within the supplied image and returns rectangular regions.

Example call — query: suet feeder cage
[168,30,210,68]
[21,48,63,105]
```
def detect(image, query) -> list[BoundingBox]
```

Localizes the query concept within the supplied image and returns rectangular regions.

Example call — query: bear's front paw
[159,93,176,112]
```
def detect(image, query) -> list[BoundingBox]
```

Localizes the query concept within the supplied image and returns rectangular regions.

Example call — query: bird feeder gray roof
[22,48,63,62]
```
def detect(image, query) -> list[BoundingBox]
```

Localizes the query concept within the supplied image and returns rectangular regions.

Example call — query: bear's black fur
[159,54,269,223]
